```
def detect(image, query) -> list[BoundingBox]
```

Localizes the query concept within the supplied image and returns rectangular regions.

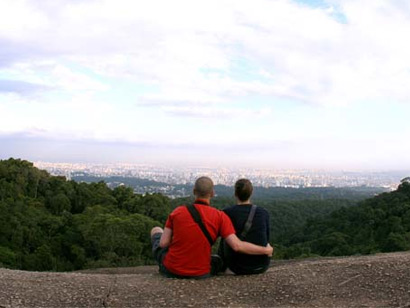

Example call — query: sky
[1,0,410,170]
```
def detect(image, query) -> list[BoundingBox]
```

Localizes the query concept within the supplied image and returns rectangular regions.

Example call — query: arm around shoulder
[224,234,273,256]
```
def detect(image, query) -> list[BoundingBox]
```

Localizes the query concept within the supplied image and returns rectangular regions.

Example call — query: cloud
[1,0,410,169]
[162,106,271,119]
[1,61,109,93]
[2,0,410,108]
[2,129,409,169]
[0,79,50,95]
[0,129,281,149]
[50,64,109,91]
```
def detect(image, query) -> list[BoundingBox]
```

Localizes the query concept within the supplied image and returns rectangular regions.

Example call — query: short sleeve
[165,211,174,229]
[219,211,236,238]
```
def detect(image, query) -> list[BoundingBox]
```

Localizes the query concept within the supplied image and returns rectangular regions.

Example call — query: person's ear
[210,189,215,198]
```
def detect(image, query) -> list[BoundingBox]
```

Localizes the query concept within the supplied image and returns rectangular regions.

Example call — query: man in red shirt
[151,176,273,278]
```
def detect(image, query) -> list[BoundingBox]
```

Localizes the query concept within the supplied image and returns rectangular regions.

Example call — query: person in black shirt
[218,178,272,275]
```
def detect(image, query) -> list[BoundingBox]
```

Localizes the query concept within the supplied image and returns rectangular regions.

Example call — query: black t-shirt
[223,204,270,274]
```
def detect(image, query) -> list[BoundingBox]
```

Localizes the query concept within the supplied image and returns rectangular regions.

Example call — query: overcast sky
[1,0,410,170]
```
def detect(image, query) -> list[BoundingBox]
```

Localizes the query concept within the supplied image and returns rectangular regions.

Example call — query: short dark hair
[194,176,214,198]
[235,178,253,202]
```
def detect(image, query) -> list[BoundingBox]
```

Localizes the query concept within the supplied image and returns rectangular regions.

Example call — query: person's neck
[237,199,251,205]
[195,197,211,204]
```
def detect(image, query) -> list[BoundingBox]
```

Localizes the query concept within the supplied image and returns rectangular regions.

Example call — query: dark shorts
[151,232,168,266]
[151,232,210,279]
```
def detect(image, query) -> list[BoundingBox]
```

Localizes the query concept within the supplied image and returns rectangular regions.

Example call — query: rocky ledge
[1,251,410,307]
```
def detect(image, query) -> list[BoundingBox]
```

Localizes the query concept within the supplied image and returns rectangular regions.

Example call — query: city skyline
[34,160,408,191]
[1,0,410,170]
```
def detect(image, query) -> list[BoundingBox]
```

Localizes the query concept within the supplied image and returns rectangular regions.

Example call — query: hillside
[282,180,410,259]
[1,251,410,307]
[0,158,170,271]
[1,158,383,271]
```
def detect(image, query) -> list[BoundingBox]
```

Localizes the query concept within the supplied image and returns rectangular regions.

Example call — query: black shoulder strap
[240,204,257,239]
[186,204,214,246]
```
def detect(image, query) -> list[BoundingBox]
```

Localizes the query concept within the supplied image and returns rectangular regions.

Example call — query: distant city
[34,161,408,196]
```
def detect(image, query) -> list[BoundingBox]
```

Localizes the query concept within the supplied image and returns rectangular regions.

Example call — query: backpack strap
[240,204,257,239]
[186,204,214,246]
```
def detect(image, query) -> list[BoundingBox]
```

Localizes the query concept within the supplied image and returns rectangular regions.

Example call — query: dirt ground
[1,251,410,307]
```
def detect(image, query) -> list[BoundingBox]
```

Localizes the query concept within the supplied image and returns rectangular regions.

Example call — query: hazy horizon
[1,0,410,170]
[1,155,409,174]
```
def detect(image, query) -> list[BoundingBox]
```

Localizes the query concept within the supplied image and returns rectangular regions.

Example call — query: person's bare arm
[225,234,273,256]
[159,227,173,248]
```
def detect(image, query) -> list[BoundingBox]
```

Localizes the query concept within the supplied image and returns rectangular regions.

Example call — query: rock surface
[2,251,410,307]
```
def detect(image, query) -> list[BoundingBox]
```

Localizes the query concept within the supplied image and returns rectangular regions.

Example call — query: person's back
[163,199,233,276]
[150,176,273,278]
[223,204,270,274]
[221,179,271,275]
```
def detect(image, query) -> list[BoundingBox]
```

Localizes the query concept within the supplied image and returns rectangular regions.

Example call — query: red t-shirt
[163,199,235,276]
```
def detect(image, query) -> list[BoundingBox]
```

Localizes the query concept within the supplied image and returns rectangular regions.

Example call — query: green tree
[23,245,55,271]
[140,193,171,223]
[47,193,71,215]
[0,246,16,268]
[113,185,135,209]
[382,232,410,252]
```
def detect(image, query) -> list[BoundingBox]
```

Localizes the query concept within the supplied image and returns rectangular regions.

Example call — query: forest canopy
[279,180,410,259]
[0,158,170,271]
[0,158,407,271]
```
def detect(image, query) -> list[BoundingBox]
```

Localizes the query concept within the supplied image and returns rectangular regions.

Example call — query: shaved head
[193,176,214,198]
